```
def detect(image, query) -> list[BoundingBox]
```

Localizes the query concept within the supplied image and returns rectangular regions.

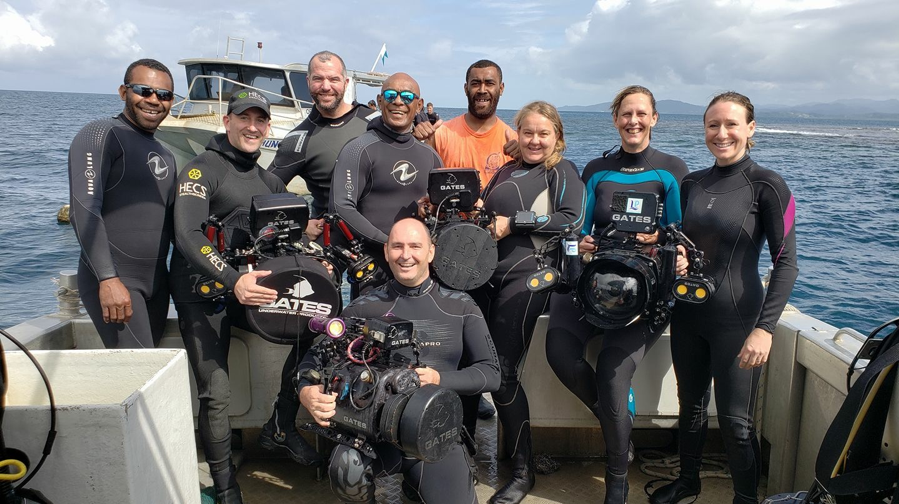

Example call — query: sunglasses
[124,84,174,102]
[381,89,418,105]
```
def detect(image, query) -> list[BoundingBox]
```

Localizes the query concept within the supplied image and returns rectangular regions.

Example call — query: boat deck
[212,408,761,503]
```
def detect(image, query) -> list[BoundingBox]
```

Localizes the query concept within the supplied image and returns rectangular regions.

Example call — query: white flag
[371,43,388,72]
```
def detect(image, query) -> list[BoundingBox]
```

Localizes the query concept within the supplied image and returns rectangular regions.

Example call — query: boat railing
[170,74,314,122]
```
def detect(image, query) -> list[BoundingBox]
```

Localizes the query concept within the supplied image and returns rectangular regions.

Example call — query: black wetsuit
[545,146,687,474]
[297,277,500,504]
[68,113,176,348]
[330,116,442,295]
[473,158,585,460]
[269,103,376,217]
[170,134,308,493]
[671,155,798,503]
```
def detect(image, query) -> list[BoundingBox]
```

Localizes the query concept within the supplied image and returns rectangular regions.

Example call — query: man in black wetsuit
[68,58,176,349]
[298,218,500,504]
[171,90,321,504]
[330,72,442,297]
[269,50,378,240]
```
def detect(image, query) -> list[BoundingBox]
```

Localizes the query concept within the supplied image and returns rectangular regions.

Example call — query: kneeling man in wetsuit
[170,90,321,504]
[298,218,500,504]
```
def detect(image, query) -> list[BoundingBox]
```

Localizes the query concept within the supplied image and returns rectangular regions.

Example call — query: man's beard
[467,92,499,120]
[313,90,345,112]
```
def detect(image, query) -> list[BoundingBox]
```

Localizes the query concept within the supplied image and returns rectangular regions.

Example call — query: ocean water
[1,90,897,335]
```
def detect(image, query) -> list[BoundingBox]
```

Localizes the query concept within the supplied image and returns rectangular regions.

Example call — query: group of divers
[66,52,798,504]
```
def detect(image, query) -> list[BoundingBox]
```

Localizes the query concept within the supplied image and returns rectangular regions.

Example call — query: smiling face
[518,112,559,165]
[378,73,422,132]
[118,65,174,132]
[464,66,503,120]
[307,57,349,114]
[704,100,756,166]
[613,92,658,153]
[223,107,271,153]
[385,218,435,288]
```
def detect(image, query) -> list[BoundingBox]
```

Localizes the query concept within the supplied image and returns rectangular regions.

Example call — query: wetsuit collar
[520,161,544,170]
[714,154,753,176]
[615,145,655,160]
[116,113,156,139]
[389,277,435,297]
[206,133,261,171]
[368,116,414,143]
[310,101,367,126]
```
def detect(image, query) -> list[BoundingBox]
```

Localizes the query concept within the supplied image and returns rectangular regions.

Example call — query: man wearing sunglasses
[330,72,442,298]
[68,58,177,349]
[269,51,378,240]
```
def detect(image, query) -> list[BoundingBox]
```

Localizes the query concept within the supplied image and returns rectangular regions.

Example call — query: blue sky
[1,0,897,108]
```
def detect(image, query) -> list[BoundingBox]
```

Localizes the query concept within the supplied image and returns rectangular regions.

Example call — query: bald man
[298,218,499,504]
[329,73,443,297]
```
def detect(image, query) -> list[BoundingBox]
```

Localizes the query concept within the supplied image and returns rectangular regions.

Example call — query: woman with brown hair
[545,85,688,503]
[651,91,798,504]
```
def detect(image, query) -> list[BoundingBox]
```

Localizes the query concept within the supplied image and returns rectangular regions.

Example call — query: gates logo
[286,278,314,298]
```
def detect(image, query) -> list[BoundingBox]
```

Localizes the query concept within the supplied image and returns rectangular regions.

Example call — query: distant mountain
[559,98,899,120]
[760,99,899,118]
[558,100,705,115]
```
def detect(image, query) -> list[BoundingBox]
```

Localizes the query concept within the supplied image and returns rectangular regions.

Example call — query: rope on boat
[637,450,731,480]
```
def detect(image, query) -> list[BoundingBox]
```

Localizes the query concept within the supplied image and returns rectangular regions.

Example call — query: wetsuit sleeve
[580,161,601,236]
[268,128,307,184]
[524,161,586,236]
[68,121,121,281]
[173,161,243,289]
[296,342,324,389]
[661,158,689,226]
[755,173,799,333]
[438,301,500,395]
[330,139,389,244]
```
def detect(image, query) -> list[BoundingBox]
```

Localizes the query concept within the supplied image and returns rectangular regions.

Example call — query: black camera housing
[609,192,662,234]
[526,191,715,332]
[426,168,497,291]
[428,168,481,212]
[302,316,463,462]
[250,193,309,246]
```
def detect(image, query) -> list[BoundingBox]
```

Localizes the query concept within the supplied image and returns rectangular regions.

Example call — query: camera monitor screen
[428,168,481,212]
[610,192,661,234]
[249,193,309,237]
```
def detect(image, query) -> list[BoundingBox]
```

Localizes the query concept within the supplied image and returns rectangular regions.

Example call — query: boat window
[240,67,293,107]
[184,64,242,101]
[288,72,313,105]
[185,65,210,100]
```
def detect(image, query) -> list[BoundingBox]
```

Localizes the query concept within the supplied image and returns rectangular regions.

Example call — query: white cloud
[536,0,899,104]
[0,2,53,52]
[428,39,453,61]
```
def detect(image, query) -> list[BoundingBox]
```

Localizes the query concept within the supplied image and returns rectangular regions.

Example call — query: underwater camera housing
[195,194,372,344]
[527,191,716,332]
[301,315,463,463]
[426,169,498,291]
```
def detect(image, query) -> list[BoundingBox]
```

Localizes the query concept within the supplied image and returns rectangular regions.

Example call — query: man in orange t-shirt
[413,59,521,434]
[414,59,517,186]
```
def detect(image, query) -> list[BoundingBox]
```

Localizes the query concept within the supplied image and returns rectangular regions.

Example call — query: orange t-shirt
[434,115,514,188]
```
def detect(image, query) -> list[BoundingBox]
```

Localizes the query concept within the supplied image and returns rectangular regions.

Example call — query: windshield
[185,63,296,106]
